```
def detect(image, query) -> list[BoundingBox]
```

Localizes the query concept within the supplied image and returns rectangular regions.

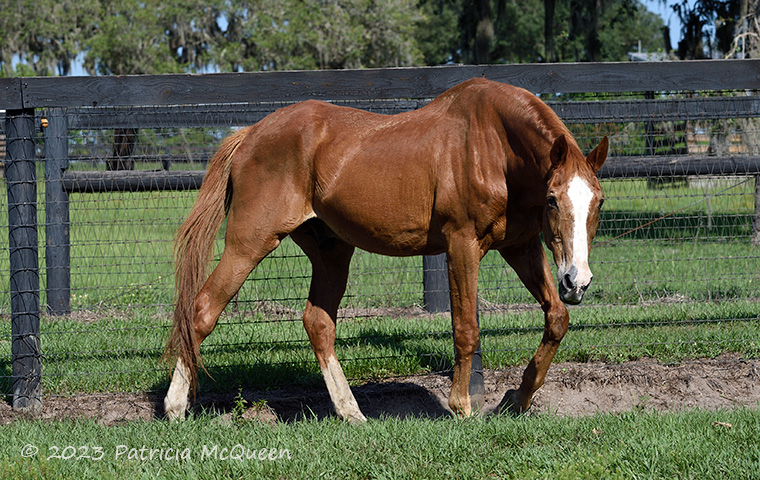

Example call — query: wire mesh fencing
[1,88,759,401]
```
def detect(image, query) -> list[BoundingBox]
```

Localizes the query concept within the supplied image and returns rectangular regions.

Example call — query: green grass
[1,299,757,396]
[0,407,758,479]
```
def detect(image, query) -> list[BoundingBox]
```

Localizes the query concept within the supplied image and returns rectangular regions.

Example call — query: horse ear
[550,134,568,168]
[586,136,608,172]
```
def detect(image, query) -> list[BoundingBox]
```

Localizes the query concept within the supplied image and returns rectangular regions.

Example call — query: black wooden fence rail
[3,60,760,413]
[4,60,760,110]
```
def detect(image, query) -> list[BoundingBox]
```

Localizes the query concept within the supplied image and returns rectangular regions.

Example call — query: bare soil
[2,354,759,425]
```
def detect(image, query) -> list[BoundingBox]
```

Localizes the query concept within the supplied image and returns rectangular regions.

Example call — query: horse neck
[498,101,590,205]
[505,111,570,180]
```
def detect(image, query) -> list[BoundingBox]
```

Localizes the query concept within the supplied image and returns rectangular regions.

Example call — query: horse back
[230,80,552,256]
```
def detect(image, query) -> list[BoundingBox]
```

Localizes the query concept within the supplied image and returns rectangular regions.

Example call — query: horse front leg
[446,234,483,417]
[498,237,569,414]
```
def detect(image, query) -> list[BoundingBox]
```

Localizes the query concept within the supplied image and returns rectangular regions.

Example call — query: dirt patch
[2,354,759,425]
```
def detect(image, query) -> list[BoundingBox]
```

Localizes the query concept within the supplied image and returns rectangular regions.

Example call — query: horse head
[543,134,608,305]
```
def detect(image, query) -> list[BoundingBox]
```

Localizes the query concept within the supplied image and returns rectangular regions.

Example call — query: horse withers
[163,78,608,422]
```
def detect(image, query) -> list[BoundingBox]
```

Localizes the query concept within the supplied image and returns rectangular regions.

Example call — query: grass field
[0,299,753,396]
[1,408,759,479]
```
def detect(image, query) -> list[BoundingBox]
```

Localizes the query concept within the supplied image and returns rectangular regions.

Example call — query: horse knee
[544,305,569,344]
[302,303,336,355]
[455,335,480,360]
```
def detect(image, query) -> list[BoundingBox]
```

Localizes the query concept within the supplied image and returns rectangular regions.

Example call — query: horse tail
[163,127,250,393]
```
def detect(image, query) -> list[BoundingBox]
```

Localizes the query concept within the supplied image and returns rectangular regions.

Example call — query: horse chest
[500,203,543,248]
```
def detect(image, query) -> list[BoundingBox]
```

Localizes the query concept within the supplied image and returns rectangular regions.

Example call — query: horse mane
[493,82,575,150]
[435,78,577,158]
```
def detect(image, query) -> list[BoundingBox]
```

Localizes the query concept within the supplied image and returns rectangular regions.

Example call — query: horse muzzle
[557,265,592,305]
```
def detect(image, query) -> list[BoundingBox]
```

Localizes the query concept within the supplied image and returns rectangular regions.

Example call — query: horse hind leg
[291,222,365,423]
[165,358,192,420]
[165,214,284,420]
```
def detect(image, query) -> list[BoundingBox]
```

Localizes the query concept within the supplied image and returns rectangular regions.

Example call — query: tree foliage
[0,0,672,77]
[0,0,97,76]
[217,0,423,71]
[417,0,666,64]
[667,0,755,59]
[82,0,224,75]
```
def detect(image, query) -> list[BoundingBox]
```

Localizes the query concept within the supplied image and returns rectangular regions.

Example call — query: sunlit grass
[0,407,758,479]
[1,299,757,396]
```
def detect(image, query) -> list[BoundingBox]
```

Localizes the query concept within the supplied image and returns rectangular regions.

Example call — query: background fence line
[4,60,760,109]
[2,60,760,412]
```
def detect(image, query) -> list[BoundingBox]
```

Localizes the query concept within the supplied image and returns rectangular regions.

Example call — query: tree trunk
[473,0,494,64]
[544,0,556,62]
[587,0,602,62]
[107,128,136,171]
[745,0,760,58]
[462,0,494,64]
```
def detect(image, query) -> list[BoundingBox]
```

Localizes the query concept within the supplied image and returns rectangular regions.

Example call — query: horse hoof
[164,396,188,421]
[342,411,367,424]
[497,389,529,416]
[165,408,187,422]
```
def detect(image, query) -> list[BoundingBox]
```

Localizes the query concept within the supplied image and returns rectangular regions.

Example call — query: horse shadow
[157,372,455,423]
[149,320,460,422]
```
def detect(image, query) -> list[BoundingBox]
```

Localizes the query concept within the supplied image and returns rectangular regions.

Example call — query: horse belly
[314,180,439,256]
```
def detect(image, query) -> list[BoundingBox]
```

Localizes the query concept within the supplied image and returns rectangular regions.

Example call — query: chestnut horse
[164,78,607,422]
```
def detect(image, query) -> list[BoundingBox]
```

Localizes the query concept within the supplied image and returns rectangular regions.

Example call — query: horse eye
[598,198,605,210]
[547,196,558,209]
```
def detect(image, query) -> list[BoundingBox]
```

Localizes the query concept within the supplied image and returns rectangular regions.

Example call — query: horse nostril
[563,272,576,290]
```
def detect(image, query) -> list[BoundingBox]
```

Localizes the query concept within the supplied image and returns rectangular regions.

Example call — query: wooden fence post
[422,254,450,313]
[5,108,42,414]
[44,108,70,315]
[753,175,760,246]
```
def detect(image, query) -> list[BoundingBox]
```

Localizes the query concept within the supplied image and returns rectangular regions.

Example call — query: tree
[416,0,461,64]
[597,0,667,60]
[0,0,97,76]
[1,0,671,77]
[742,0,760,57]
[2,0,423,75]
[717,0,760,58]
[83,0,224,75]
[550,0,664,62]
[424,0,545,64]
[215,0,423,71]
[460,0,496,64]
[545,0,558,61]
[667,0,751,59]
[438,0,665,64]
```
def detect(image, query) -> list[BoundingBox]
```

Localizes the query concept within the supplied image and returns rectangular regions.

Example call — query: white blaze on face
[566,175,594,287]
